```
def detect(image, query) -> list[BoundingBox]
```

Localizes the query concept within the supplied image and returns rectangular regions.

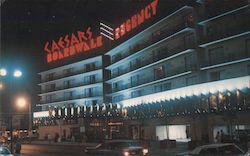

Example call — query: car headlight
[143,148,148,155]
[124,151,129,156]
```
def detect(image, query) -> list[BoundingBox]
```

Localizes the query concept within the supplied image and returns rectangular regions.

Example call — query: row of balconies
[111,22,192,64]
[42,66,102,83]
[40,93,103,104]
[111,65,194,93]
[198,0,248,21]
[41,80,102,93]
[201,53,249,68]
[200,25,250,45]
[110,43,196,79]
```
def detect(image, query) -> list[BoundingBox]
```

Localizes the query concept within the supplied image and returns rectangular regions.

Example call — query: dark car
[85,140,149,156]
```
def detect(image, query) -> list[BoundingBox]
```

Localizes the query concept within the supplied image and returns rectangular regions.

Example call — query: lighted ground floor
[36,112,250,149]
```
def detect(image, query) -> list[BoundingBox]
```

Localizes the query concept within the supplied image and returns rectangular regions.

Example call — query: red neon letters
[44,27,103,63]
[115,0,158,40]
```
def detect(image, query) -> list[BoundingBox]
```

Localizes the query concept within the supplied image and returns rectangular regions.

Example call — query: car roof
[190,143,238,154]
[197,143,235,148]
[104,140,138,143]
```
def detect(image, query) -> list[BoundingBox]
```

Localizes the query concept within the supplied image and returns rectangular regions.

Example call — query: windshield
[0,147,11,154]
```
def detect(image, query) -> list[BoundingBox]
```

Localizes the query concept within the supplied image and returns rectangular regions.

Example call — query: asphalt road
[20,144,88,156]
[19,142,188,156]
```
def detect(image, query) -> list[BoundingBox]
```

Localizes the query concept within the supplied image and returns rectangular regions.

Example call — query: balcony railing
[198,1,248,22]
[111,65,194,93]
[111,22,192,64]
[201,53,249,68]
[40,93,103,104]
[110,43,195,79]
[41,80,103,94]
[41,66,102,83]
[200,25,250,45]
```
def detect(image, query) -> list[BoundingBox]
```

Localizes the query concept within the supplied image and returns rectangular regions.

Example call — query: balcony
[110,43,195,79]
[40,93,103,104]
[111,65,194,93]
[41,66,102,83]
[200,26,250,45]
[201,53,249,69]
[41,80,103,94]
[111,22,192,64]
[198,1,248,22]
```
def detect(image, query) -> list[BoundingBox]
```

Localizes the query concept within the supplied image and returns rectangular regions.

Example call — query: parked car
[84,140,149,156]
[177,143,247,156]
[0,146,13,156]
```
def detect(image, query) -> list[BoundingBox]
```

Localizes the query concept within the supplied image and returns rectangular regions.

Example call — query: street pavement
[19,141,188,156]
[21,144,86,156]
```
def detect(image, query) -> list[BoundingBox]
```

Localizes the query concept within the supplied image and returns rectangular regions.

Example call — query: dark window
[183,13,194,27]
[112,67,120,77]
[183,33,195,48]
[63,68,73,75]
[218,145,243,155]
[84,75,96,84]
[131,75,139,87]
[84,88,93,97]
[130,58,141,70]
[113,95,123,103]
[186,76,197,86]
[85,62,96,71]
[46,73,54,80]
[131,90,142,98]
[64,91,74,100]
[154,66,165,80]
[51,83,56,90]
[63,79,74,88]
[155,83,171,92]
[246,39,250,56]
[185,54,195,70]
[208,46,224,65]
[210,71,222,81]
[248,65,250,75]
[200,148,218,154]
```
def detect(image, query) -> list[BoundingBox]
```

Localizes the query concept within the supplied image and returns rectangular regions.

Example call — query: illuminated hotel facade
[34,0,250,143]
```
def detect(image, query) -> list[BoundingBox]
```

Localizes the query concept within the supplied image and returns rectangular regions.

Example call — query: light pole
[16,96,32,131]
[0,68,22,153]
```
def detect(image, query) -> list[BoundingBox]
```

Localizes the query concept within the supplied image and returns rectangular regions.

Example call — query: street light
[0,68,7,76]
[15,96,32,131]
[13,70,22,78]
[16,97,27,109]
[0,82,4,90]
[0,68,23,153]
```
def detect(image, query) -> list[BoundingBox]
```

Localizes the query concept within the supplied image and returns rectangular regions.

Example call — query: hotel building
[34,0,250,144]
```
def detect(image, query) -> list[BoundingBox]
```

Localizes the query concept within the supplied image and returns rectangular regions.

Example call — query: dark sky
[0,0,194,110]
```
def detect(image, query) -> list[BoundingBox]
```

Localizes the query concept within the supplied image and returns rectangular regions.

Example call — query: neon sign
[44,27,102,63]
[114,0,158,40]
[43,0,158,63]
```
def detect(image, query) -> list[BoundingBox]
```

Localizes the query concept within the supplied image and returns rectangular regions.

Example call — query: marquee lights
[33,111,49,118]
[121,76,250,108]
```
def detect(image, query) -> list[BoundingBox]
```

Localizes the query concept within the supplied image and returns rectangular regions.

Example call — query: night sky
[1,0,195,110]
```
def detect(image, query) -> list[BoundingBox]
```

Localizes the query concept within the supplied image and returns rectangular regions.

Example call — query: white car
[177,143,247,156]
[0,146,13,156]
